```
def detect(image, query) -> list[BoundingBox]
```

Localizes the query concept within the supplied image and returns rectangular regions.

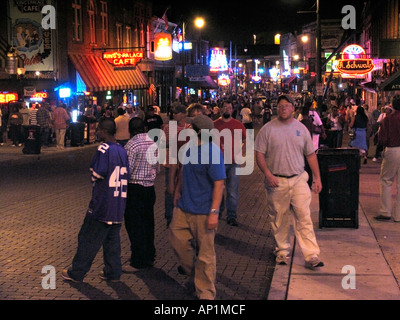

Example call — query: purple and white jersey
[88,142,129,223]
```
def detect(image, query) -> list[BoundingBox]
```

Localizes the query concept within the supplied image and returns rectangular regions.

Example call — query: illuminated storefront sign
[337,44,375,78]
[154,32,172,61]
[252,75,262,83]
[218,74,230,87]
[210,48,228,72]
[0,93,18,103]
[103,51,144,67]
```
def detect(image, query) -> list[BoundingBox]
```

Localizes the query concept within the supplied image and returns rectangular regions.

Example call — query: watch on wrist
[210,209,219,215]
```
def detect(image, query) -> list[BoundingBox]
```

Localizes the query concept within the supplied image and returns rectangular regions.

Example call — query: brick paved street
[0,145,276,300]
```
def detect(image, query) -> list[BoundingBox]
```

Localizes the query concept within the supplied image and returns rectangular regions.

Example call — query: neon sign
[0,93,18,103]
[337,44,375,78]
[32,92,48,99]
[210,48,228,72]
[218,74,230,87]
[154,33,172,61]
[103,51,144,67]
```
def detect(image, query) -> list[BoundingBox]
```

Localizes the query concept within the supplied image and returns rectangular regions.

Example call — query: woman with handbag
[349,106,369,164]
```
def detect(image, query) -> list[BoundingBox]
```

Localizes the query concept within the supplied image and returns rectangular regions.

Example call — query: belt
[273,174,298,179]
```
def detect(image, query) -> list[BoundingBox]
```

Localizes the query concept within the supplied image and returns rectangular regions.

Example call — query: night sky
[152,0,366,44]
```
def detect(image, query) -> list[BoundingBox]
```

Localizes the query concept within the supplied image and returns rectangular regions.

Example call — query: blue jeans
[220,164,240,219]
[68,216,122,281]
[164,167,174,225]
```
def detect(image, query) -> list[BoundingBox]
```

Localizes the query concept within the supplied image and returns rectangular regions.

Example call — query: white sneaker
[372,157,377,162]
[276,254,289,265]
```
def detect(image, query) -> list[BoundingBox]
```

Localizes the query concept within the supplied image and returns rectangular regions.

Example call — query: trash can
[22,125,41,155]
[70,122,85,147]
[317,148,361,228]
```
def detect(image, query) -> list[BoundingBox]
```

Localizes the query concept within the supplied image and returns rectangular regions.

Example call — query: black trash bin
[317,148,361,228]
[70,122,85,147]
[22,125,41,155]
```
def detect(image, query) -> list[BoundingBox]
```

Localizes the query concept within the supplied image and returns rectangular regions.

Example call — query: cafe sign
[103,51,144,67]
[337,44,375,77]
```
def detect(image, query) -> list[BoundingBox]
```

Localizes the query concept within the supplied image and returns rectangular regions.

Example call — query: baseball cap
[190,115,214,131]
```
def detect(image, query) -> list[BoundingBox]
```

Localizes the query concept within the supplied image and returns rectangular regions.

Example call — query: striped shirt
[125,133,159,187]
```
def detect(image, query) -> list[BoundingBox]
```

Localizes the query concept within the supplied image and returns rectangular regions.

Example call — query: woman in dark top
[349,106,369,164]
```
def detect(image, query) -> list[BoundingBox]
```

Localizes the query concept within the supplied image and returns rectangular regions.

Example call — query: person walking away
[115,107,131,147]
[262,102,273,125]
[214,100,247,226]
[36,103,51,147]
[161,104,191,227]
[7,103,23,147]
[123,118,160,271]
[349,106,369,164]
[29,103,38,126]
[53,103,70,149]
[326,106,344,148]
[169,115,226,300]
[255,94,324,269]
[62,118,129,282]
[298,105,325,151]
[19,102,30,145]
[240,103,253,129]
[375,95,400,221]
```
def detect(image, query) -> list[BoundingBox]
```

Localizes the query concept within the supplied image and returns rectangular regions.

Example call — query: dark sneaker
[99,271,120,282]
[374,215,391,221]
[227,218,238,226]
[61,269,81,283]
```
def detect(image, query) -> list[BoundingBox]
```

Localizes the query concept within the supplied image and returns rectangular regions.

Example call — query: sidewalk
[268,159,400,300]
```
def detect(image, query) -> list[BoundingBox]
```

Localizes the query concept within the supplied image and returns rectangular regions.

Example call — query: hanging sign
[103,51,144,67]
[154,32,173,61]
[336,44,375,78]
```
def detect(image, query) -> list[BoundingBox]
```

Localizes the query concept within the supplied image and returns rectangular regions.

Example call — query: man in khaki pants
[169,115,226,300]
[255,95,324,270]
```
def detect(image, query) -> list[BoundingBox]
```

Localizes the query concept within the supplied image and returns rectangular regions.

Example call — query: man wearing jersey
[62,118,129,282]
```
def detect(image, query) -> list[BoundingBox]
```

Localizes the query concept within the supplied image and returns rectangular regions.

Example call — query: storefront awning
[183,76,218,89]
[69,54,149,92]
[283,76,297,84]
[380,70,400,91]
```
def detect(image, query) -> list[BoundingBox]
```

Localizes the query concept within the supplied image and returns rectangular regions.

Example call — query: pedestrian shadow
[215,233,272,260]
[106,281,140,300]
[134,267,197,300]
[66,281,115,300]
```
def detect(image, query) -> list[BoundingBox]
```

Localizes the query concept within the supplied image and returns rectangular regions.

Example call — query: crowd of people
[4,89,394,301]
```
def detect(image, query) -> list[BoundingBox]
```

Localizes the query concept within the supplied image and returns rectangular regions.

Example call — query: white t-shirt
[255,118,315,177]
[240,108,252,123]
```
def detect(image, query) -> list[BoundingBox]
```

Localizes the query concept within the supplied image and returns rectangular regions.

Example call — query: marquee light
[0,93,18,103]
[336,44,375,77]
[103,51,144,67]
[154,32,173,61]
[210,48,228,72]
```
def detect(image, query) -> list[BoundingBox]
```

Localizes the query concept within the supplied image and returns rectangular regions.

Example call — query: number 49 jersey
[88,142,129,223]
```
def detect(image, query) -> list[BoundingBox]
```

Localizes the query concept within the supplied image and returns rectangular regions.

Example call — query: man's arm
[306,153,322,194]
[207,180,225,230]
[255,151,279,187]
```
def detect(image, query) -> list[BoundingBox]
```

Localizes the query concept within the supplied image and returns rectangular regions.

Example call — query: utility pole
[316,0,322,110]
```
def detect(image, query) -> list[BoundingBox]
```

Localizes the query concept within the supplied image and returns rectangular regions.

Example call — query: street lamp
[194,17,205,29]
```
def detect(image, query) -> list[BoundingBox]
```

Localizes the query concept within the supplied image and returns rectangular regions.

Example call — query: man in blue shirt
[62,118,129,282]
[169,115,226,300]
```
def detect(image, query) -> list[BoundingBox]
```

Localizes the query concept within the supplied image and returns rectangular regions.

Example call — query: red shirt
[213,118,247,164]
[379,110,400,147]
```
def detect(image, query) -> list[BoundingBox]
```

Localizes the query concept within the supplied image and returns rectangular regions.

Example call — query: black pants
[124,183,156,268]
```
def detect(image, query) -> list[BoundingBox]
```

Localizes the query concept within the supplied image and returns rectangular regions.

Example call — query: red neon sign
[32,92,48,99]
[337,44,375,77]
[103,51,144,67]
[0,93,18,104]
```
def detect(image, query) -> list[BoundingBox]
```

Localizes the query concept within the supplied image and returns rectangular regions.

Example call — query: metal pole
[316,0,322,110]
[181,21,186,104]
